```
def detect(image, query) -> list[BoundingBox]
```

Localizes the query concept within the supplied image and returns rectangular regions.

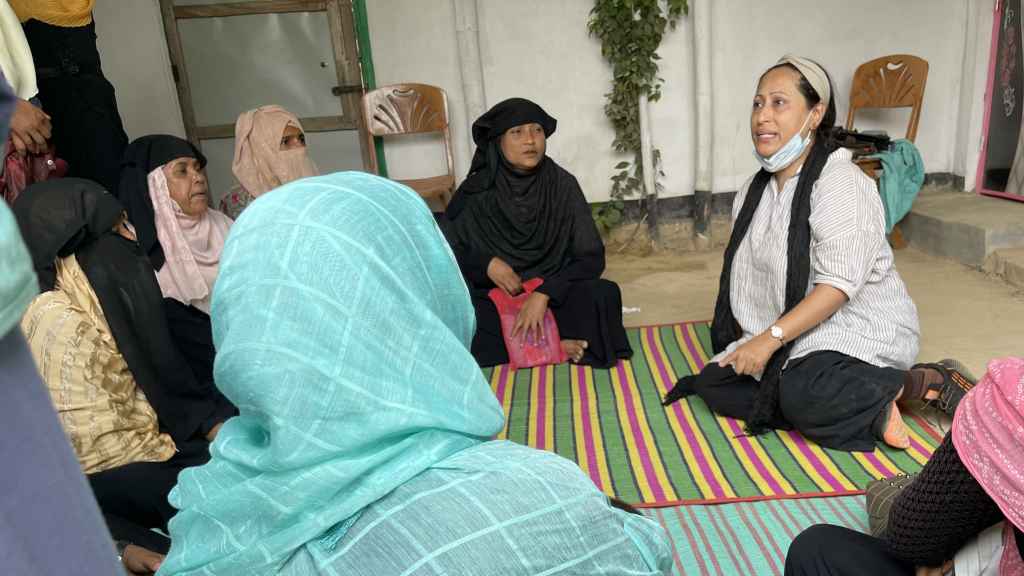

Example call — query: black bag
[833,128,892,158]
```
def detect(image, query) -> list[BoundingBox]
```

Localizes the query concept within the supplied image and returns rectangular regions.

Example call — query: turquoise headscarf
[159,172,504,574]
[0,202,37,336]
[0,73,34,336]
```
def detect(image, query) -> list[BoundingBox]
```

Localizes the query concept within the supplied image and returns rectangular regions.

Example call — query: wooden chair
[361,83,456,207]
[846,54,929,143]
[846,55,929,249]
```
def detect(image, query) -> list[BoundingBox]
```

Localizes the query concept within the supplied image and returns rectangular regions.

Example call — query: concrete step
[984,248,1024,290]
[900,191,1024,267]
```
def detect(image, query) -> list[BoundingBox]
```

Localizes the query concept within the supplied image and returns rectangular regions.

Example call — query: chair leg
[888,223,908,250]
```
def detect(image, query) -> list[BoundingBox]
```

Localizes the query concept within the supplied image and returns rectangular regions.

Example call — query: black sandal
[910,359,976,417]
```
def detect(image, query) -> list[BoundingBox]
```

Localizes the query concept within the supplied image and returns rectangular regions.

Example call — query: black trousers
[87,440,210,554]
[785,524,914,575]
[470,278,632,369]
[785,434,1024,574]
[24,20,129,193]
[684,351,904,451]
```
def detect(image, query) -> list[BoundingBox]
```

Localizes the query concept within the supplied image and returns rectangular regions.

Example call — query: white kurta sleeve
[809,164,888,299]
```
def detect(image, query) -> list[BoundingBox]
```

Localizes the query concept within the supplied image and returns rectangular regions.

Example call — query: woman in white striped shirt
[663,56,971,451]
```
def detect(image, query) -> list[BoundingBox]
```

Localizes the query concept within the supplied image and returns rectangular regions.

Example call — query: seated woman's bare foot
[561,340,588,363]
[882,401,910,449]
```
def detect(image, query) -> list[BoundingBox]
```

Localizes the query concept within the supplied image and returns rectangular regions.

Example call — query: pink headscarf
[953,356,1024,575]
[232,105,318,199]
[148,167,232,314]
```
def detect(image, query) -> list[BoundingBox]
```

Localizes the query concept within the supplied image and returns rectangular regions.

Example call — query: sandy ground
[606,244,1024,379]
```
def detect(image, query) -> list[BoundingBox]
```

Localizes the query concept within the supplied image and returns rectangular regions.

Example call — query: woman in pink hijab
[786,357,1024,576]
[218,105,319,219]
[116,134,233,390]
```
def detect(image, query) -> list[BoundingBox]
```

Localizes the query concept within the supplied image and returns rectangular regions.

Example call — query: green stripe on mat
[646,495,868,576]
[483,321,942,506]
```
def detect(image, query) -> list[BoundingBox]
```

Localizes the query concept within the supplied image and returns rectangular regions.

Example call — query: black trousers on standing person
[785,435,1024,575]
[469,278,633,369]
[22,19,129,193]
[88,440,211,554]
[673,350,904,452]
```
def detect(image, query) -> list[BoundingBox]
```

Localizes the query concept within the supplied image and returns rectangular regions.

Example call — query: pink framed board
[977,0,1024,201]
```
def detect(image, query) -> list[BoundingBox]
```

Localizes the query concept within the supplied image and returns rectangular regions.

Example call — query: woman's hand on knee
[719,332,782,376]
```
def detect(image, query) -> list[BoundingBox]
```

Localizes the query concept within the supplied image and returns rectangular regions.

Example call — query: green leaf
[591,0,684,212]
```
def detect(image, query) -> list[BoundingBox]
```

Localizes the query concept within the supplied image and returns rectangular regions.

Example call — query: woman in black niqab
[13,178,236,554]
[442,98,632,368]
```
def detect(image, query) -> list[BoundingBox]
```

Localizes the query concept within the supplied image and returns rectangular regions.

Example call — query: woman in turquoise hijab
[158,172,670,575]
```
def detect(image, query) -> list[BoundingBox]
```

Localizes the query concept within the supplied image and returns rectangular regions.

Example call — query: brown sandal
[910,360,976,417]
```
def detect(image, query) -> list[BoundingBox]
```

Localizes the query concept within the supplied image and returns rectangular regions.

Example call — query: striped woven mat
[483,321,943,506]
[646,495,868,575]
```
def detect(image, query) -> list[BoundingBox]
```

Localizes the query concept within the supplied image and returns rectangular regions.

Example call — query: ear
[810,102,826,131]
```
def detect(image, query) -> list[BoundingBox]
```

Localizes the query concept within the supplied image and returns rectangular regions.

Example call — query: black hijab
[445,98,590,279]
[116,134,207,271]
[14,179,232,443]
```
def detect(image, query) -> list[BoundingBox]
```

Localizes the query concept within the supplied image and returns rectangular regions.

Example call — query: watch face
[771,326,783,338]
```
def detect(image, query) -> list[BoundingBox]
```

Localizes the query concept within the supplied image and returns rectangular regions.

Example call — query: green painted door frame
[352,0,388,177]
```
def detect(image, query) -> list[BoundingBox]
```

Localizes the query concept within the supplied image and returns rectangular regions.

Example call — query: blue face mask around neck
[754,112,814,173]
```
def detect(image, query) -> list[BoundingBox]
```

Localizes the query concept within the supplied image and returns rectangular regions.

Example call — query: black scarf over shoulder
[115,134,207,271]
[665,138,833,434]
[445,98,599,282]
[14,179,233,443]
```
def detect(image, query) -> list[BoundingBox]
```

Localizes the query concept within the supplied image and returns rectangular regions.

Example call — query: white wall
[366,0,695,203]
[369,0,988,199]
[364,0,470,183]
[91,0,995,203]
[707,0,969,192]
[93,0,184,139]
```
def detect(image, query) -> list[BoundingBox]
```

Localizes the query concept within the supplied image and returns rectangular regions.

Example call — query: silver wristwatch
[769,325,785,344]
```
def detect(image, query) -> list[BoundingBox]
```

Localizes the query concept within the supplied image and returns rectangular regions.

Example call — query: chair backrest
[361,83,454,179]
[845,55,929,142]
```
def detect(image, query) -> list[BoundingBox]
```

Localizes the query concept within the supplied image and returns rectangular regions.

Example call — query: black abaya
[443,98,631,368]
[14,179,235,445]
[13,179,235,552]
[23,19,128,194]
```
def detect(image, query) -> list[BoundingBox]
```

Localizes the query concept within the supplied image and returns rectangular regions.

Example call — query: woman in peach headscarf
[218,105,319,219]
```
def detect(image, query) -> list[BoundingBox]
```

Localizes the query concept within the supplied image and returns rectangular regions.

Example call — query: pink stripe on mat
[783,430,847,491]
[575,365,604,492]
[614,361,667,502]
[645,327,729,499]
[862,451,897,477]
[494,364,510,436]
[908,435,934,459]
[708,496,749,569]
[679,324,708,371]
[765,500,799,540]
[683,506,723,575]
[535,366,548,450]
[734,502,783,574]
[666,507,709,576]
[654,508,687,576]
[833,496,869,532]
[724,417,787,495]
